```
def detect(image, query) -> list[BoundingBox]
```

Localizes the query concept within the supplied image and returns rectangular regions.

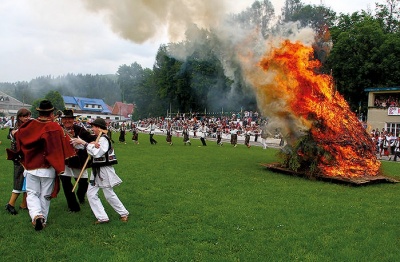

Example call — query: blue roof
[364,86,400,92]
[62,96,111,114]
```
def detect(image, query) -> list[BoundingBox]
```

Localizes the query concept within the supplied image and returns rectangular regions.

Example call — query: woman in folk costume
[71,118,129,224]
[244,126,252,148]
[131,123,139,144]
[182,123,191,145]
[216,126,223,146]
[166,122,173,145]
[119,122,126,144]
[5,108,31,215]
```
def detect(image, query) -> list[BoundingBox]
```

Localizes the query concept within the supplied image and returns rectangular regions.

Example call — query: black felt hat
[36,100,54,112]
[90,118,107,130]
[61,109,75,118]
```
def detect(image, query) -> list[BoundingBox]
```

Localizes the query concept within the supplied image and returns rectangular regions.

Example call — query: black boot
[5,204,18,215]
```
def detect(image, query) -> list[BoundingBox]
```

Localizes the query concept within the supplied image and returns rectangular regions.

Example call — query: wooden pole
[71,130,103,192]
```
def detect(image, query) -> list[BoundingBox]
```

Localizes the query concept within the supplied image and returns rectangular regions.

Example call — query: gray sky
[0,0,384,83]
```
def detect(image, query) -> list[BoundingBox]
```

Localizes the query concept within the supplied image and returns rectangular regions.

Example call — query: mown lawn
[0,129,399,261]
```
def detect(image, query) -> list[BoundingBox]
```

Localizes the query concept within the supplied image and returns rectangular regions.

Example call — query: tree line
[0,0,399,120]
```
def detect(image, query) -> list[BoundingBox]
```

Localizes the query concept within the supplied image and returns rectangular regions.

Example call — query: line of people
[119,118,275,149]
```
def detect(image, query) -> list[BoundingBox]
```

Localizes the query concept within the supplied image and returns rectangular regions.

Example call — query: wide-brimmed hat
[90,118,107,130]
[36,100,54,112]
[61,109,75,118]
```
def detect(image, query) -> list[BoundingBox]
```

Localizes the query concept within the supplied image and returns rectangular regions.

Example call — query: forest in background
[1,0,400,120]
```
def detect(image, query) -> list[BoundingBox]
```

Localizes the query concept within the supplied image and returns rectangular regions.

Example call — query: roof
[62,96,112,114]
[112,102,134,118]
[364,86,400,92]
[0,90,32,114]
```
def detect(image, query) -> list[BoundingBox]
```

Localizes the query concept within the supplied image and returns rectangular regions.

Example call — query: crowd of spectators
[374,95,399,108]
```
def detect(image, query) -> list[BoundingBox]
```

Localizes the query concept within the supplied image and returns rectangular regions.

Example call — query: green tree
[327,14,386,112]
[375,0,400,33]
[30,91,65,118]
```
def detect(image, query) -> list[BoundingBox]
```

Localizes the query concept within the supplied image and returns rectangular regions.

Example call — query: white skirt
[62,166,88,179]
[90,165,122,188]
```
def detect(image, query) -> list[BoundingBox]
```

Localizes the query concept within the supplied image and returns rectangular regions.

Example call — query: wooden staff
[72,130,104,192]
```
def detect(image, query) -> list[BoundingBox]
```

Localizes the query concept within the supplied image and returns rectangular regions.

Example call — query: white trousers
[25,173,54,222]
[262,138,268,149]
[87,184,129,222]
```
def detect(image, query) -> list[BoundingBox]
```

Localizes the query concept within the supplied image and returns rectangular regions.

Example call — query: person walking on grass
[244,126,252,148]
[9,100,76,231]
[166,122,173,146]
[5,108,31,215]
[71,118,129,224]
[59,109,96,213]
[230,126,238,147]
[148,120,157,145]
[216,126,223,146]
[182,123,191,145]
[131,123,139,144]
[199,122,207,146]
[119,122,127,144]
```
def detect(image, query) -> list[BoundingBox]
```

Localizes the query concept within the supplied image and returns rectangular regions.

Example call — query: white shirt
[4,119,16,128]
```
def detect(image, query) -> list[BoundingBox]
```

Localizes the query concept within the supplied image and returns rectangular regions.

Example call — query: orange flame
[254,40,380,177]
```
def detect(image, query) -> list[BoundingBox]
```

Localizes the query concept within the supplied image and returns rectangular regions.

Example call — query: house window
[387,123,400,137]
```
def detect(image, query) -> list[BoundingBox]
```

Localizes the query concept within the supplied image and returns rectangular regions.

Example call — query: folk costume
[393,138,400,161]
[60,109,96,212]
[216,127,223,146]
[131,125,139,144]
[260,123,269,149]
[244,128,251,148]
[119,123,126,143]
[5,108,31,215]
[182,125,191,145]
[11,100,76,230]
[166,124,173,145]
[230,128,238,147]
[148,121,157,145]
[72,118,129,224]
[199,124,207,146]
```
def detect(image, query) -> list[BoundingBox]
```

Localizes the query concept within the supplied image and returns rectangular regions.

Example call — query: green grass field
[0,129,399,261]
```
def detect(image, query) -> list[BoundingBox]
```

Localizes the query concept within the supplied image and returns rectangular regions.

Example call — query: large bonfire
[254,40,381,178]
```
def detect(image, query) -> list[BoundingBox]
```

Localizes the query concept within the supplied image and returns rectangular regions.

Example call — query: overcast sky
[0,0,385,83]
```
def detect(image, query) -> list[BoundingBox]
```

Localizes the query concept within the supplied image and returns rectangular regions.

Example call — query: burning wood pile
[249,40,397,184]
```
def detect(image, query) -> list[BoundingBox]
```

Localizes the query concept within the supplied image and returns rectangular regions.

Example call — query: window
[374,94,400,108]
[387,123,400,137]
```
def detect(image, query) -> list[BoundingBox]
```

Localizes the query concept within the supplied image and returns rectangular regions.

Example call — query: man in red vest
[13,100,76,231]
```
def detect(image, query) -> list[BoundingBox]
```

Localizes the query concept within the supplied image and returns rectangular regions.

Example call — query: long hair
[16,108,31,128]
